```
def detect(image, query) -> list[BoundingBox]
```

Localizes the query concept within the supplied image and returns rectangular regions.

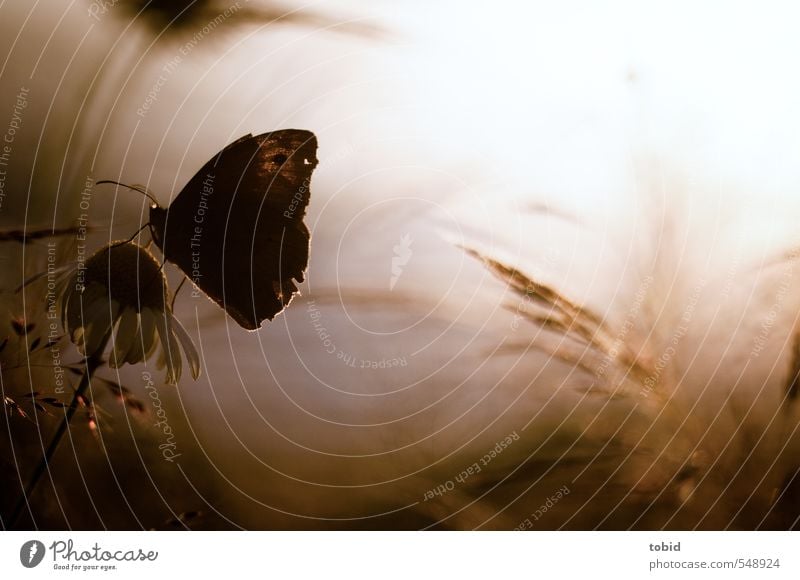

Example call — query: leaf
[3,396,29,419]
[0,226,83,243]
[96,376,126,395]
[11,318,35,336]
[95,376,147,415]
[125,397,147,415]
[42,398,66,409]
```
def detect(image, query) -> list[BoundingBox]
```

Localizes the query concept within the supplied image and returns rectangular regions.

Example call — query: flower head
[59,241,199,384]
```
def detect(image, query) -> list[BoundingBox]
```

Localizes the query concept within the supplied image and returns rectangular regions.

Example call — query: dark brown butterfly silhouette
[104,130,318,330]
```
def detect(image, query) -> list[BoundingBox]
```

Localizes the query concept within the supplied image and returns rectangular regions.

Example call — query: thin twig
[8,333,109,529]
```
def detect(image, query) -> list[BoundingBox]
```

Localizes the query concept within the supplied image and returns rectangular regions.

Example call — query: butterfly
[104,130,318,330]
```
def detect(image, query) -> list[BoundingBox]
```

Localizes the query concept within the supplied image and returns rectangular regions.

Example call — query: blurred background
[2,0,800,530]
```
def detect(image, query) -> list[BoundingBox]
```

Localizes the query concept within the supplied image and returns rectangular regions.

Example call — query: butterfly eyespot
[272,153,288,165]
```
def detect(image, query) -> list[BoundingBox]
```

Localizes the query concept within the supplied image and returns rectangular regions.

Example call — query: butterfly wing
[150,130,318,330]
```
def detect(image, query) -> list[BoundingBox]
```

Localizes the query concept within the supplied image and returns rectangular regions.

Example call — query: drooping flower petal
[17,262,76,293]
[110,307,139,368]
[72,289,106,354]
[123,313,145,365]
[138,307,158,359]
[65,282,103,341]
[165,318,182,384]
[83,299,120,356]
[171,314,200,380]
[153,310,181,384]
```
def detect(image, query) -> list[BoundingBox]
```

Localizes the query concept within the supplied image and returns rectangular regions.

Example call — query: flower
[58,241,200,384]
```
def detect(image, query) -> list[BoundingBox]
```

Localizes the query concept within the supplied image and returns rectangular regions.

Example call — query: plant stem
[8,334,109,529]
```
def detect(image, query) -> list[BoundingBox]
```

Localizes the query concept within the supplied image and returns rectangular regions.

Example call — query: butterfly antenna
[109,222,151,249]
[96,180,159,206]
